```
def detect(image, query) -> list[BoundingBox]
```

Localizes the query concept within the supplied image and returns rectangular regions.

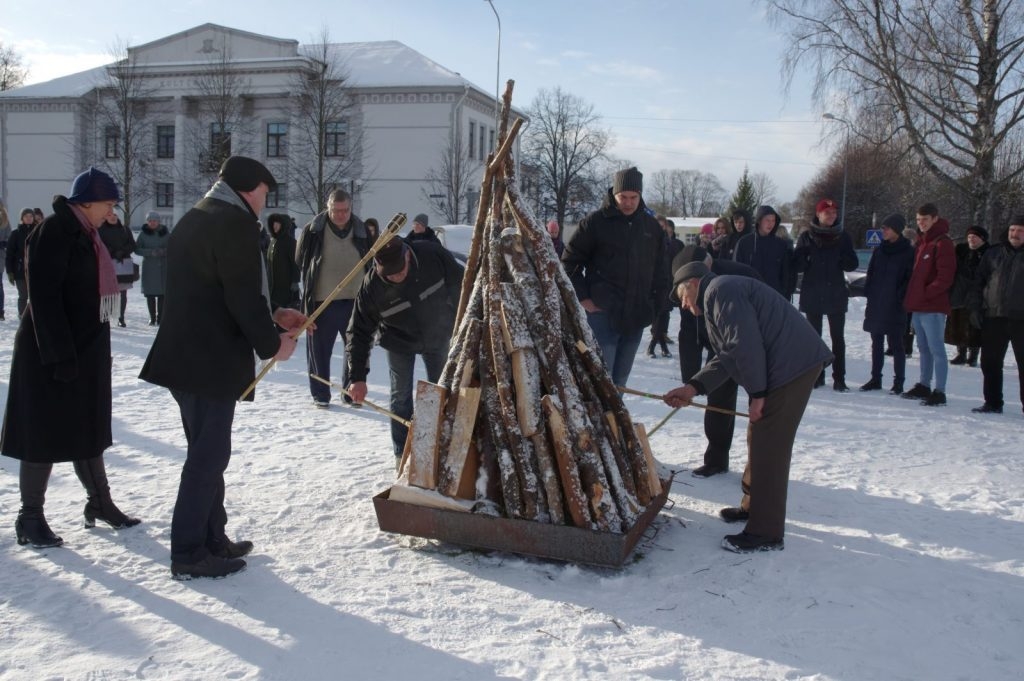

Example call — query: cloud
[559,50,591,60]
[587,62,662,83]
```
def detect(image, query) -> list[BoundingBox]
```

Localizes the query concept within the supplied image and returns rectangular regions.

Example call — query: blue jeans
[912,312,948,392]
[306,299,354,402]
[387,347,449,457]
[586,311,644,388]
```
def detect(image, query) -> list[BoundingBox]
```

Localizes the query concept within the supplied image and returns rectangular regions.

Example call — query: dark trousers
[678,309,738,469]
[169,389,236,564]
[648,308,671,353]
[805,312,846,381]
[739,364,820,539]
[15,278,28,318]
[146,295,164,323]
[387,347,449,456]
[306,299,354,402]
[119,290,128,320]
[870,328,905,385]
[980,317,1024,410]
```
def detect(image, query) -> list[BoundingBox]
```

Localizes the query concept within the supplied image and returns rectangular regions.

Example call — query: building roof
[2,31,482,99]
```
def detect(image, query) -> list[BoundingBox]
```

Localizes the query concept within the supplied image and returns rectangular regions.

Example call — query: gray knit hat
[612,167,643,194]
[413,213,429,228]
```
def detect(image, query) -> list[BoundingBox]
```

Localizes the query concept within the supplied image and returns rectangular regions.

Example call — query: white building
[0,24,517,229]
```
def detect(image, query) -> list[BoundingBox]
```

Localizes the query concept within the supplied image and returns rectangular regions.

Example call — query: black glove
[970,310,983,330]
[53,360,78,383]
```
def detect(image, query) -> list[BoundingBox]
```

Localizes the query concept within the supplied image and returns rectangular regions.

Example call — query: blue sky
[3,0,832,204]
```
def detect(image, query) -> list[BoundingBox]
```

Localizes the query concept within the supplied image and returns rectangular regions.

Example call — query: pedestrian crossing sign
[866,229,882,247]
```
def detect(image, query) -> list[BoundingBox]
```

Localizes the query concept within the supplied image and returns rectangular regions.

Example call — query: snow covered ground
[1,295,1021,680]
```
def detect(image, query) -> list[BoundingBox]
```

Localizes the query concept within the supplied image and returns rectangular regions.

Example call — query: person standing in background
[6,208,34,318]
[266,213,300,309]
[733,205,793,299]
[945,226,989,367]
[98,211,137,327]
[135,211,170,326]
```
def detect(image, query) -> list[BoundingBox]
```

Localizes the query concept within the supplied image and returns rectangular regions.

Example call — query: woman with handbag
[98,211,137,327]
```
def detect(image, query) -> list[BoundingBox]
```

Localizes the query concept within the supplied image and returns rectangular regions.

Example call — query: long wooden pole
[239,212,407,400]
[308,374,411,427]
[617,385,750,419]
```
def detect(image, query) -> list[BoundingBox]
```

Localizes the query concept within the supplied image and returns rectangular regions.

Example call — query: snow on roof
[2,39,479,100]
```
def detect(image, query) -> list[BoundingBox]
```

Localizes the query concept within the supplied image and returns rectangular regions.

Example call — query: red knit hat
[815,198,838,213]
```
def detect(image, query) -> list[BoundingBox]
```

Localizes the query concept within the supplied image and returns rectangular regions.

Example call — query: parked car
[844,248,872,297]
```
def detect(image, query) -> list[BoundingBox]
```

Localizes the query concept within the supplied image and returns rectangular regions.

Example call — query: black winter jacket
[732,207,793,298]
[98,219,136,260]
[793,221,858,315]
[5,223,32,281]
[863,236,915,334]
[346,240,463,382]
[562,191,669,333]
[949,241,988,309]
[973,241,1024,321]
[267,228,300,309]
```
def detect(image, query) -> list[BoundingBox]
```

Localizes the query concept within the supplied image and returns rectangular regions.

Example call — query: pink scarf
[69,204,120,323]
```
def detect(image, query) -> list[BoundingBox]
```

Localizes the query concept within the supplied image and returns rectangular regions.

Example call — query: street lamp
[485,0,502,133]
[822,113,851,228]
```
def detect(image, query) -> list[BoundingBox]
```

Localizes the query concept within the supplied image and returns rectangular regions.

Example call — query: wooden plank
[632,423,663,497]
[408,381,448,490]
[443,386,482,498]
[541,395,591,529]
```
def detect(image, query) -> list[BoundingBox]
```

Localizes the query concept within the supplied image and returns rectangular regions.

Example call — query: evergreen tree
[727,166,758,217]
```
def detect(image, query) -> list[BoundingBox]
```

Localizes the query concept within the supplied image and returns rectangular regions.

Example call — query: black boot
[950,346,967,365]
[17,461,63,548]
[967,347,979,367]
[73,457,141,529]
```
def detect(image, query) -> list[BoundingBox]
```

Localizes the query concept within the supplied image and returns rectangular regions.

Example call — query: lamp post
[822,113,851,227]
[485,0,502,133]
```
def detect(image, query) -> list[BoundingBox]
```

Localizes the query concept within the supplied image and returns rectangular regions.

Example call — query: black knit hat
[1011,215,1024,228]
[966,225,989,241]
[881,213,906,232]
[671,246,708,278]
[219,156,277,192]
[612,167,643,194]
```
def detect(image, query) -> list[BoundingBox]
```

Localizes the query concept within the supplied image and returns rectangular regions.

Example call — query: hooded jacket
[903,218,956,314]
[732,205,793,298]
[562,189,669,333]
[793,218,859,315]
[863,235,915,333]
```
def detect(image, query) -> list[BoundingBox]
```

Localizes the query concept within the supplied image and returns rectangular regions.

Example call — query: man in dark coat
[673,246,762,478]
[406,213,442,244]
[665,262,832,553]
[717,209,752,261]
[140,156,306,579]
[347,238,463,459]
[969,216,1024,414]
[732,205,794,299]
[562,167,669,387]
[296,189,371,407]
[901,203,956,406]
[794,198,859,391]
[861,214,915,394]
[266,212,300,309]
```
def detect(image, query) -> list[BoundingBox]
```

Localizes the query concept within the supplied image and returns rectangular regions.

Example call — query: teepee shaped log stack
[396,81,661,534]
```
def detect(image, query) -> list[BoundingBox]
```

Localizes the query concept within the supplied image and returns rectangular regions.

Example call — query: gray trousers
[738,364,821,539]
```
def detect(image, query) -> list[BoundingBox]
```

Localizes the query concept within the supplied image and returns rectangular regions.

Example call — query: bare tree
[646,169,679,215]
[82,38,157,225]
[765,0,1024,226]
[523,87,612,228]
[0,42,28,91]
[422,128,482,224]
[290,28,364,215]
[180,39,255,198]
[749,171,778,209]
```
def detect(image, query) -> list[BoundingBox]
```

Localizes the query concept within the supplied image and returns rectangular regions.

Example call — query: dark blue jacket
[732,207,793,298]
[863,236,915,334]
[793,221,858,315]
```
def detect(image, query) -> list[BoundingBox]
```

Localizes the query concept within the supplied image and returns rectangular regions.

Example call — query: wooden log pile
[394,81,661,534]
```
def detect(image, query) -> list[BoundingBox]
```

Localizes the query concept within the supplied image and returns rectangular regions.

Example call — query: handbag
[115,258,140,284]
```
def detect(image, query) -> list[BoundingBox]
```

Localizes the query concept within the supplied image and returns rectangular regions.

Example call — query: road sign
[866,229,882,247]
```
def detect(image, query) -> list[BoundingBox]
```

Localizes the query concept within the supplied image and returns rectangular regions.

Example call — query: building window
[479,125,486,161]
[104,126,120,159]
[324,121,347,157]
[267,122,288,157]
[156,125,175,159]
[468,121,476,159]
[489,128,495,153]
[210,122,231,163]
[266,182,287,208]
[155,182,174,208]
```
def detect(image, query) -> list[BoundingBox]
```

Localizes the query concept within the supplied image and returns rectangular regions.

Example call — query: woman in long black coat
[265,213,300,309]
[861,214,915,394]
[1,167,140,548]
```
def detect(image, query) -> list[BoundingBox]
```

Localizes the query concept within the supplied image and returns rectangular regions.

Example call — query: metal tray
[372,477,672,568]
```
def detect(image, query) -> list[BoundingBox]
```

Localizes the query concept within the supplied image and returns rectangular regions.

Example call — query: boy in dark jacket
[733,205,793,300]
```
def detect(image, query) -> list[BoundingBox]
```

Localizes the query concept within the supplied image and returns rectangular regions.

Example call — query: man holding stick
[141,156,306,579]
[663,262,831,553]
[346,237,463,463]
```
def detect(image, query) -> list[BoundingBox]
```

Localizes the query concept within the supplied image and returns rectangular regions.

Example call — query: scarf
[69,204,120,323]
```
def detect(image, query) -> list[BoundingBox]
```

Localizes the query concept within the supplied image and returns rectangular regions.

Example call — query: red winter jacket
[903,218,956,314]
